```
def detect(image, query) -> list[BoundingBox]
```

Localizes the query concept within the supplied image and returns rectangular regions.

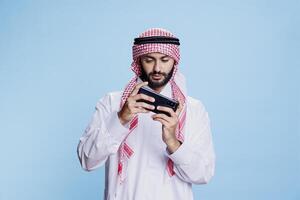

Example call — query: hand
[152,99,184,153]
[118,82,155,125]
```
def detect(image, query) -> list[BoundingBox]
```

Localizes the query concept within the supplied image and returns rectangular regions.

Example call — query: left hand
[152,100,184,150]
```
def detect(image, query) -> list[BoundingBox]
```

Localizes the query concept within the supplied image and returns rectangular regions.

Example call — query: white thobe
[77,82,215,200]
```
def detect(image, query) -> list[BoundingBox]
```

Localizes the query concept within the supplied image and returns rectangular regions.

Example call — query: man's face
[139,52,175,91]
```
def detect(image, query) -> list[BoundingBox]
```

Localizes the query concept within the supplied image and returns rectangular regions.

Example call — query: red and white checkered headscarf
[118,28,187,184]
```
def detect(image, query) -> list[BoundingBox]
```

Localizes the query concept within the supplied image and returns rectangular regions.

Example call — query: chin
[151,79,163,83]
[148,80,168,90]
[150,80,164,85]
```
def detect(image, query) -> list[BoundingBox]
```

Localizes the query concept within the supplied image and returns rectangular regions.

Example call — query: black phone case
[137,86,179,117]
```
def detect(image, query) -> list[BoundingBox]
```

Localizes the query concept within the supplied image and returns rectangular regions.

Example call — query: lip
[151,75,162,80]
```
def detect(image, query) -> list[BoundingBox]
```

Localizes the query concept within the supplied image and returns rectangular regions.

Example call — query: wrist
[166,139,181,154]
[117,111,128,125]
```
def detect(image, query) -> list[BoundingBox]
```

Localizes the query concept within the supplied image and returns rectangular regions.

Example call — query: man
[77,28,215,200]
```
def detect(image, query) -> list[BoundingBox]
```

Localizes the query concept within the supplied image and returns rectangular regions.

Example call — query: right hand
[118,82,155,125]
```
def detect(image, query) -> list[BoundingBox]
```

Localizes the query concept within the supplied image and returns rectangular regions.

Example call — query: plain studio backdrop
[0,0,299,200]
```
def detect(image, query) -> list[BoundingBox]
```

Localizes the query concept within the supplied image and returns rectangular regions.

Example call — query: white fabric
[77,81,216,200]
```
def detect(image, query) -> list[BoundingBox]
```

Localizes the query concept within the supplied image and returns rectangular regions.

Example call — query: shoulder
[186,96,208,117]
[184,96,212,135]
[186,96,206,110]
[105,91,123,101]
[97,91,123,103]
[95,91,123,112]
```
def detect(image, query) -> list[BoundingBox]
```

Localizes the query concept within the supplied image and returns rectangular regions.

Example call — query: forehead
[141,52,170,59]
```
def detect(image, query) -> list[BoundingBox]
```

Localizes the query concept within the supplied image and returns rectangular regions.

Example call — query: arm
[167,101,216,184]
[77,94,129,171]
[78,81,155,171]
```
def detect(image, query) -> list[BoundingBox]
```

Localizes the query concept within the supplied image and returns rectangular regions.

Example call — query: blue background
[0,0,299,199]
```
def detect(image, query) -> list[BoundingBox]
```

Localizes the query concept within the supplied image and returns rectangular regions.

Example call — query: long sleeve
[77,93,129,171]
[167,100,216,184]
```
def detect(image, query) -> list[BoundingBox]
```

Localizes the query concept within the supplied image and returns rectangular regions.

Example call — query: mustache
[149,72,167,77]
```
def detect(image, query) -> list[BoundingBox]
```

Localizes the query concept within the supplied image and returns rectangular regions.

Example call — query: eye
[144,58,153,63]
[162,59,169,63]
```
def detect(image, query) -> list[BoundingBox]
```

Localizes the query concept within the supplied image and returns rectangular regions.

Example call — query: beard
[140,66,174,90]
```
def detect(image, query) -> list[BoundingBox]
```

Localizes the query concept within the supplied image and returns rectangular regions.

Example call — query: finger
[152,113,172,123]
[152,116,170,127]
[132,107,151,114]
[156,106,176,118]
[135,102,155,110]
[130,82,148,96]
[133,93,155,103]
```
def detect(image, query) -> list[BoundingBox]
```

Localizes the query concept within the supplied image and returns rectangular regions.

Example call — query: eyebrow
[142,55,170,59]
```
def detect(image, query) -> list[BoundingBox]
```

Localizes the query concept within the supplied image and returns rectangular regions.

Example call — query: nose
[153,60,161,72]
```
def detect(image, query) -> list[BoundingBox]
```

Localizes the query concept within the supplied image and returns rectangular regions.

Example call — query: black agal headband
[134,36,180,45]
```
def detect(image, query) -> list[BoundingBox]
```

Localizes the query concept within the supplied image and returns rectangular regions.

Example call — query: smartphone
[137,86,179,116]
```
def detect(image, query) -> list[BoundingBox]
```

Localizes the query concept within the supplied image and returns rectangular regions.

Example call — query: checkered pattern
[118,28,187,184]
